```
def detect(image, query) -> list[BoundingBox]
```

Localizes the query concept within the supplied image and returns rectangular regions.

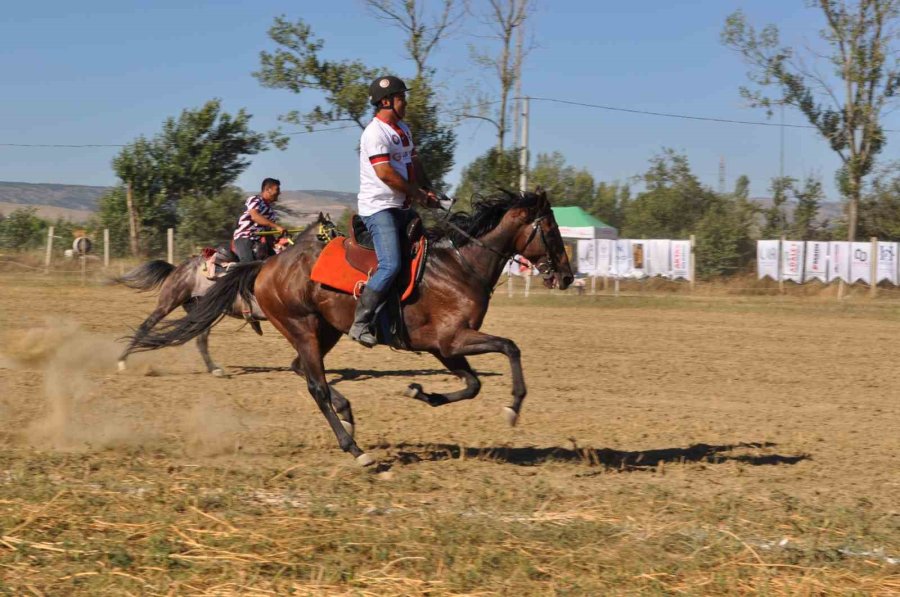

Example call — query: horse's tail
[112,260,175,291]
[128,261,262,353]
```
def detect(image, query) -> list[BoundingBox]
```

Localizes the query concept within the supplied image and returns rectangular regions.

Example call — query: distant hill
[0,181,356,224]
[750,196,844,225]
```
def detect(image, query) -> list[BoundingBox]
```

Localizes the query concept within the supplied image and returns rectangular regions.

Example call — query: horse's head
[507,188,574,290]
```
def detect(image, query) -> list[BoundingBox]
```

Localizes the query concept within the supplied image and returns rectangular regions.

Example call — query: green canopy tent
[551,206,617,240]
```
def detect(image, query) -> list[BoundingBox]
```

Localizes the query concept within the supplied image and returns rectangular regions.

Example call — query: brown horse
[129,190,574,465]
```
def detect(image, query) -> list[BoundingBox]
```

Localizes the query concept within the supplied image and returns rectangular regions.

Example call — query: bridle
[442,209,560,289]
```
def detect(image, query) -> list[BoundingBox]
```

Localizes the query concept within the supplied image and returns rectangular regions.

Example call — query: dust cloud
[1,319,246,455]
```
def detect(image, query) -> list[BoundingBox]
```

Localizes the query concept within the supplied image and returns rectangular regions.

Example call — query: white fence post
[167,228,174,264]
[44,226,54,274]
[507,271,513,297]
[103,228,110,268]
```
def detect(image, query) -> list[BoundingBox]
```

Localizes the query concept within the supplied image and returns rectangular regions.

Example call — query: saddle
[201,246,240,280]
[310,213,428,302]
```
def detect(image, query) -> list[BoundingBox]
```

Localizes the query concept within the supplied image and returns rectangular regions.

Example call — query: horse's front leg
[438,329,526,426]
[405,355,482,407]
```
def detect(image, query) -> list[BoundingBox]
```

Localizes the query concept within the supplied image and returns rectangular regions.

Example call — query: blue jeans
[362,208,413,293]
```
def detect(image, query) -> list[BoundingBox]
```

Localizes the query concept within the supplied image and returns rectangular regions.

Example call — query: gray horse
[112,254,265,376]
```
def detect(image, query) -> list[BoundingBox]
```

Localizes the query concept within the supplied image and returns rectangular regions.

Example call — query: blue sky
[1,0,894,201]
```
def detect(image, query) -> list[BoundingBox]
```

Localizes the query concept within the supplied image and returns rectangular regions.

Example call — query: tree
[454,147,522,210]
[591,182,630,230]
[0,207,47,251]
[792,176,826,239]
[761,176,793,238]
[722,2,900,242]
[464,0,535,153]
[104,100,281,256]
[622,150,716,238]
[254,16,457,188]
[859,162,900,238]
[363,0,464,79]
[529,152,595,209]
[695,194,757,277]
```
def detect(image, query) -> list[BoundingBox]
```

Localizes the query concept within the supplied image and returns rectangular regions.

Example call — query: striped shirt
[233,195,278,240]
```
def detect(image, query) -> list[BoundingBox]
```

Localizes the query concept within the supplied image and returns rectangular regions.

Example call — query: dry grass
[0,271,899,595]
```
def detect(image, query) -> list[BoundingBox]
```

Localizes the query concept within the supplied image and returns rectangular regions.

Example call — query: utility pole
[718,156,726,195]
[125,182,141,258]
[780,102,785,180]
[512,25,524,149]
[518,96,529,193]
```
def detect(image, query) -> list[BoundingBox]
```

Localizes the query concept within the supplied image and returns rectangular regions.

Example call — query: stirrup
[349,325,377,348]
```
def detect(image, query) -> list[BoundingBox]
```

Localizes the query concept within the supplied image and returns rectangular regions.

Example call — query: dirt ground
[0,271,899,595]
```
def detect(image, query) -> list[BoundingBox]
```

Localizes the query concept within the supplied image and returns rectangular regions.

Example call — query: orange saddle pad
[310,237,426,301]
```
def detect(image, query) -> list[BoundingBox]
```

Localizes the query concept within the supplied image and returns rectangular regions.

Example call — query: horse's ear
[535,186,548,210]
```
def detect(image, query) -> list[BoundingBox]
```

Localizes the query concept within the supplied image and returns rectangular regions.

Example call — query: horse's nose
[561,274,574,289]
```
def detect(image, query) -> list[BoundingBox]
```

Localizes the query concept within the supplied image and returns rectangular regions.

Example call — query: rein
[441,214,547,269]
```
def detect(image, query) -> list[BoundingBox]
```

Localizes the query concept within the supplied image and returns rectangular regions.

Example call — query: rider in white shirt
[349,75,438,347]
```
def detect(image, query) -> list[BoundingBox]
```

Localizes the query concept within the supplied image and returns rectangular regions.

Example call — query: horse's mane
[430,189,542,247]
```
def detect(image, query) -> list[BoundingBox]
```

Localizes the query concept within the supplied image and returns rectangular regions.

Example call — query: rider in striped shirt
[233,178,285,262]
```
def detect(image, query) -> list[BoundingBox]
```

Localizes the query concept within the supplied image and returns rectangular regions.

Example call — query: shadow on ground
[228,366,502,383]
[373,441,809,473]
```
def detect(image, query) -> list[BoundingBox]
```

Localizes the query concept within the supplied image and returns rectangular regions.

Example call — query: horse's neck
[458,225,519,289]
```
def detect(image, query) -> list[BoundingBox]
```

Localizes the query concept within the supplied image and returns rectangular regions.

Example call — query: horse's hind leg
[118,306,170,371]
[405,355,481,407]
[196,328,225,377]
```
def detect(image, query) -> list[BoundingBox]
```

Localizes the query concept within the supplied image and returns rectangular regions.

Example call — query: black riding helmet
[369,75,409,107]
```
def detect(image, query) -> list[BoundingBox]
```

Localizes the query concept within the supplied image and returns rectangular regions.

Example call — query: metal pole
[44,226,54,274]
[779,235,786,295]
[167,228,174,264]
[518,96,529,193]
[871,237,878,298]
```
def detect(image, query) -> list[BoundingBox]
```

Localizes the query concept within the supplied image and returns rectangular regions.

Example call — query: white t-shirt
[357,116,416,217]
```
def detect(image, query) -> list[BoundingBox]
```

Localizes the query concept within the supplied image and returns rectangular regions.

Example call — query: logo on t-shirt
[391,134,400,144]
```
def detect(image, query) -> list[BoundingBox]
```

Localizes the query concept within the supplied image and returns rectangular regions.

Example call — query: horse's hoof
[211,368,226,378]
[117,360,127,372]
[341,420,355,437]
[403,383,422,399]
[356,453,376,467]
[503,406,519,427]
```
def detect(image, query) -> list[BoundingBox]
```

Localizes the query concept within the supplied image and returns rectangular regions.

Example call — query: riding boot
[349,286,385,348]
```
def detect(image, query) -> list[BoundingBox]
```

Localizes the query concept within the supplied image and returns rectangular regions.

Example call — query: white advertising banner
[671,240,691,281]
[877,241,899,284]
[612,239,632,278]
[829,242,851,283]
[757,240,780,280]
[850,242,873,284]
[557,226,595,239]
[804,241,829,283]
[630,240,647,278]
[595,239,613,276]
[646,239,671,278]
[781,240,805,283]
[576,239,596,275]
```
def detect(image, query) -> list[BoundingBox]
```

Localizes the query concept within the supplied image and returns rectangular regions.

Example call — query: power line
[0,124,361,148]
[4,96,899,148]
